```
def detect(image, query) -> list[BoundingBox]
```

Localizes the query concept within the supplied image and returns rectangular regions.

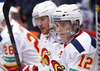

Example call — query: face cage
[49,27,75,44]
[49,20,82,44]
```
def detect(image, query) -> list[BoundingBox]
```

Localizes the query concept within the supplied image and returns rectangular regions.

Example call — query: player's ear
[73,20,80,32]
[75,20,79,26]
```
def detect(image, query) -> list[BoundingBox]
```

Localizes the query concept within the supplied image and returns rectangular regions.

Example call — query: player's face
[54,21,72,43]
[35,16,50,35]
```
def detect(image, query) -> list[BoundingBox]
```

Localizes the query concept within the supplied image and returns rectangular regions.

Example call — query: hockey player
[50,4,97,71]
[0,6,40,70]
[32,1,57,68]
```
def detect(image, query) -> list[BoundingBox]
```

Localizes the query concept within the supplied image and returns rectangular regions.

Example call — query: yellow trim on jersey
[2,62,17,67]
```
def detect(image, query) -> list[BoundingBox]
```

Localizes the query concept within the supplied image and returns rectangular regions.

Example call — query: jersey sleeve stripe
[71,39,85,53]
[88,34,96,48]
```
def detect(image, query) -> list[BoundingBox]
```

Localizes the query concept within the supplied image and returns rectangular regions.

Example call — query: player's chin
[42,30,48,35]
[61,38,65,42]
[60,36,66,40]
[61,37,69,42]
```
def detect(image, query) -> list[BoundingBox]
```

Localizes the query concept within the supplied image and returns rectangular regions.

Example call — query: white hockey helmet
[32,1,57,28]
[51,4,83,43]
[52,4,82,25]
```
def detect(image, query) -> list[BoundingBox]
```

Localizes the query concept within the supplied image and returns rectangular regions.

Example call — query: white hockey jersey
[38,33,55,70]
[0,19,40,69]
[15,29,61,71]
[50,31,97,71]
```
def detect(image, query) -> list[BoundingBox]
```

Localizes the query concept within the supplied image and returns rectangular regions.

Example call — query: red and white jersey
[19,41,64,71]
[38,31,69,71]
[51,31,97,71]
[38,33,55,70]
[0,19,40,69]
[16,31,59,71]
[38,32,64,71]
[48,42,64,71]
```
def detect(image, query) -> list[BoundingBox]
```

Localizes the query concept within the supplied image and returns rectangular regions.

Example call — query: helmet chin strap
[70,19,83,37]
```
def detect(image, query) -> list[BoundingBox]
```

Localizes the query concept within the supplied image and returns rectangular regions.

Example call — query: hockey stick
[3,0,22,71]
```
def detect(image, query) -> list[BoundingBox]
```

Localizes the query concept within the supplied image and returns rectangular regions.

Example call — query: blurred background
[0,0,96,38]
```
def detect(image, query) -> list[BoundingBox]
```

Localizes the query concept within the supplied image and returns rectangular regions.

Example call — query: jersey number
[27,32,39,53]
[78,55,93,70]
[4,46,14,55]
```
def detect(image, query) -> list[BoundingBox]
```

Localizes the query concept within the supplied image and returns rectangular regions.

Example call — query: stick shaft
[3,0,22,71]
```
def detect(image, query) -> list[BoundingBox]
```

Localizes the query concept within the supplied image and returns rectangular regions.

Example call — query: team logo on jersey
[40,48,51,66]
[51,60,65,71]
